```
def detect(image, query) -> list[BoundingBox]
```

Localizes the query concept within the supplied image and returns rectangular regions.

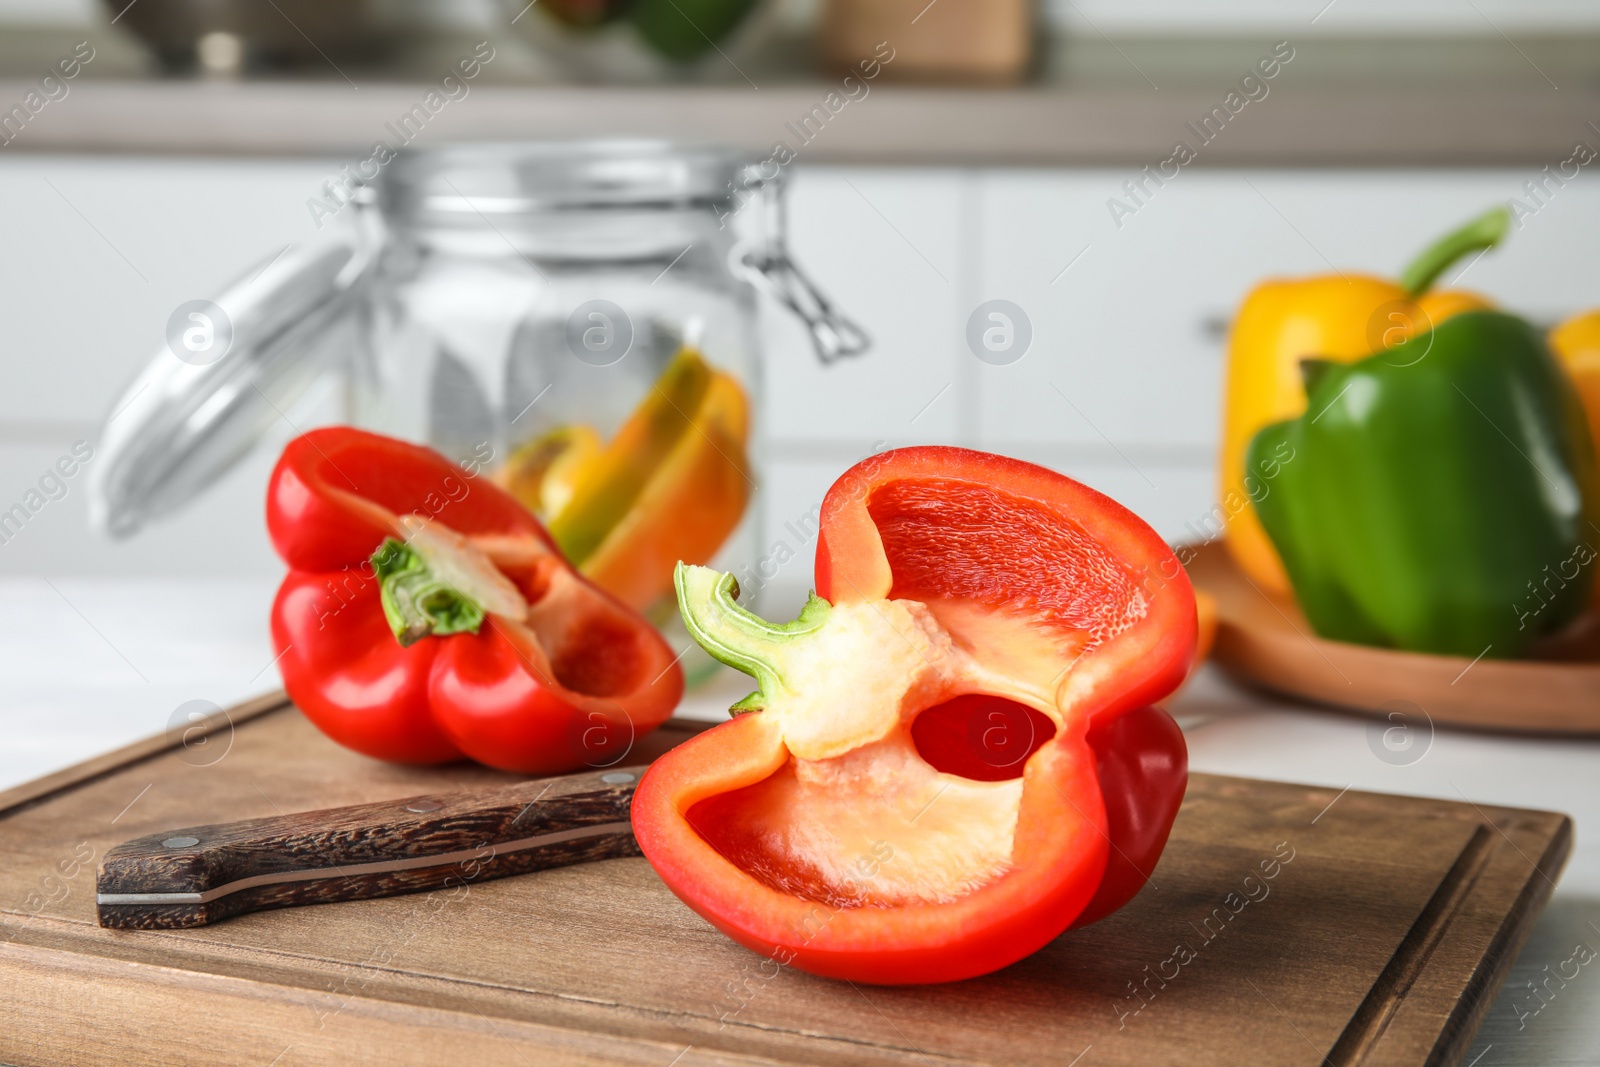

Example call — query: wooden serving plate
[1188,539,1600,734]
[0,692,1571,1066]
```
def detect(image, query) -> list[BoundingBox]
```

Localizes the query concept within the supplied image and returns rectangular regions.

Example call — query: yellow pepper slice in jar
[500,347,753,611]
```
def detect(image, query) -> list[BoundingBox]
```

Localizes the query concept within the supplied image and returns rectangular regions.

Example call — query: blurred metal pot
[104,0,373,74]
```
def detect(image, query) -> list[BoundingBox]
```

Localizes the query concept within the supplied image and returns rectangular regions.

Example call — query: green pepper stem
[1299,358,1340,397]
[674,563,831,715]
[1398,206,1510,296]
[372,538,486,647]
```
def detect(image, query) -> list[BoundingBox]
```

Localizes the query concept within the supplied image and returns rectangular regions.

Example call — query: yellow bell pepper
[1220,207,1508,594]
[1551,310,1600,451]
[1549,310,1600,606]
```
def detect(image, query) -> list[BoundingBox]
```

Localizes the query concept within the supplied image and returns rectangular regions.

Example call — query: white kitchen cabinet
[0,156,333,427]
[974,167,1599,455]
[762,168,968,445]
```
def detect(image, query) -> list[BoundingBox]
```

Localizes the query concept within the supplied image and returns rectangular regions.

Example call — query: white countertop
[1,576,1593,1064]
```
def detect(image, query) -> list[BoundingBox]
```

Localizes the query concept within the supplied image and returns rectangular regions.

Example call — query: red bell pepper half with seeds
[267,428,683,773]
[632,447,1192,984]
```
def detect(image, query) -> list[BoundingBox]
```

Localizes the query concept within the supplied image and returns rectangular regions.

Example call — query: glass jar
[361,143,762,473]
[91,141,866,674]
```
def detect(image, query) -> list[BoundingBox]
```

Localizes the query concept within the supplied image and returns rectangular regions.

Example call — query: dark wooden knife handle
[97,767,644,930]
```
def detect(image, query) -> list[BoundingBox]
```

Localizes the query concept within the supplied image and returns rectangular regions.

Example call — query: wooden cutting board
[0,692,1570,1067]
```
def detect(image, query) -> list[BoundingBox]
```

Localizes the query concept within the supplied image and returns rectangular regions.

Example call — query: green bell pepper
[1247,310,1600,659]
[630,0,759,61]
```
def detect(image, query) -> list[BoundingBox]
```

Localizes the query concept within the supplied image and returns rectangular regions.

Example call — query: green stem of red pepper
[674,562,831,715]
[371,538,486,647]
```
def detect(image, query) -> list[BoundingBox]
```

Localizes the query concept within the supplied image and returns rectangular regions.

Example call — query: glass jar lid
[381,140,752,224]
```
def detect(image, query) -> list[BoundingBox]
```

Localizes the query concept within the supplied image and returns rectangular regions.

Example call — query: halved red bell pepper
[267,427,684,773]
[632,446,1193,984]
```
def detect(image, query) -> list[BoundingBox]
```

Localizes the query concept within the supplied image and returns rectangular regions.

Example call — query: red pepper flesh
[633,447,1194,984]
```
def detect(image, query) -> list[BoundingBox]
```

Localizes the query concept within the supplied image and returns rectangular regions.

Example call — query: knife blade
[97,767,646,931]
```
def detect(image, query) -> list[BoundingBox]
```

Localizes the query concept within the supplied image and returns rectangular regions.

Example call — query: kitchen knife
[97,767,647,931]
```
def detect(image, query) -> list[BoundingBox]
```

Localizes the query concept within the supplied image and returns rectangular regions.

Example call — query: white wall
[2,157,1598,614]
